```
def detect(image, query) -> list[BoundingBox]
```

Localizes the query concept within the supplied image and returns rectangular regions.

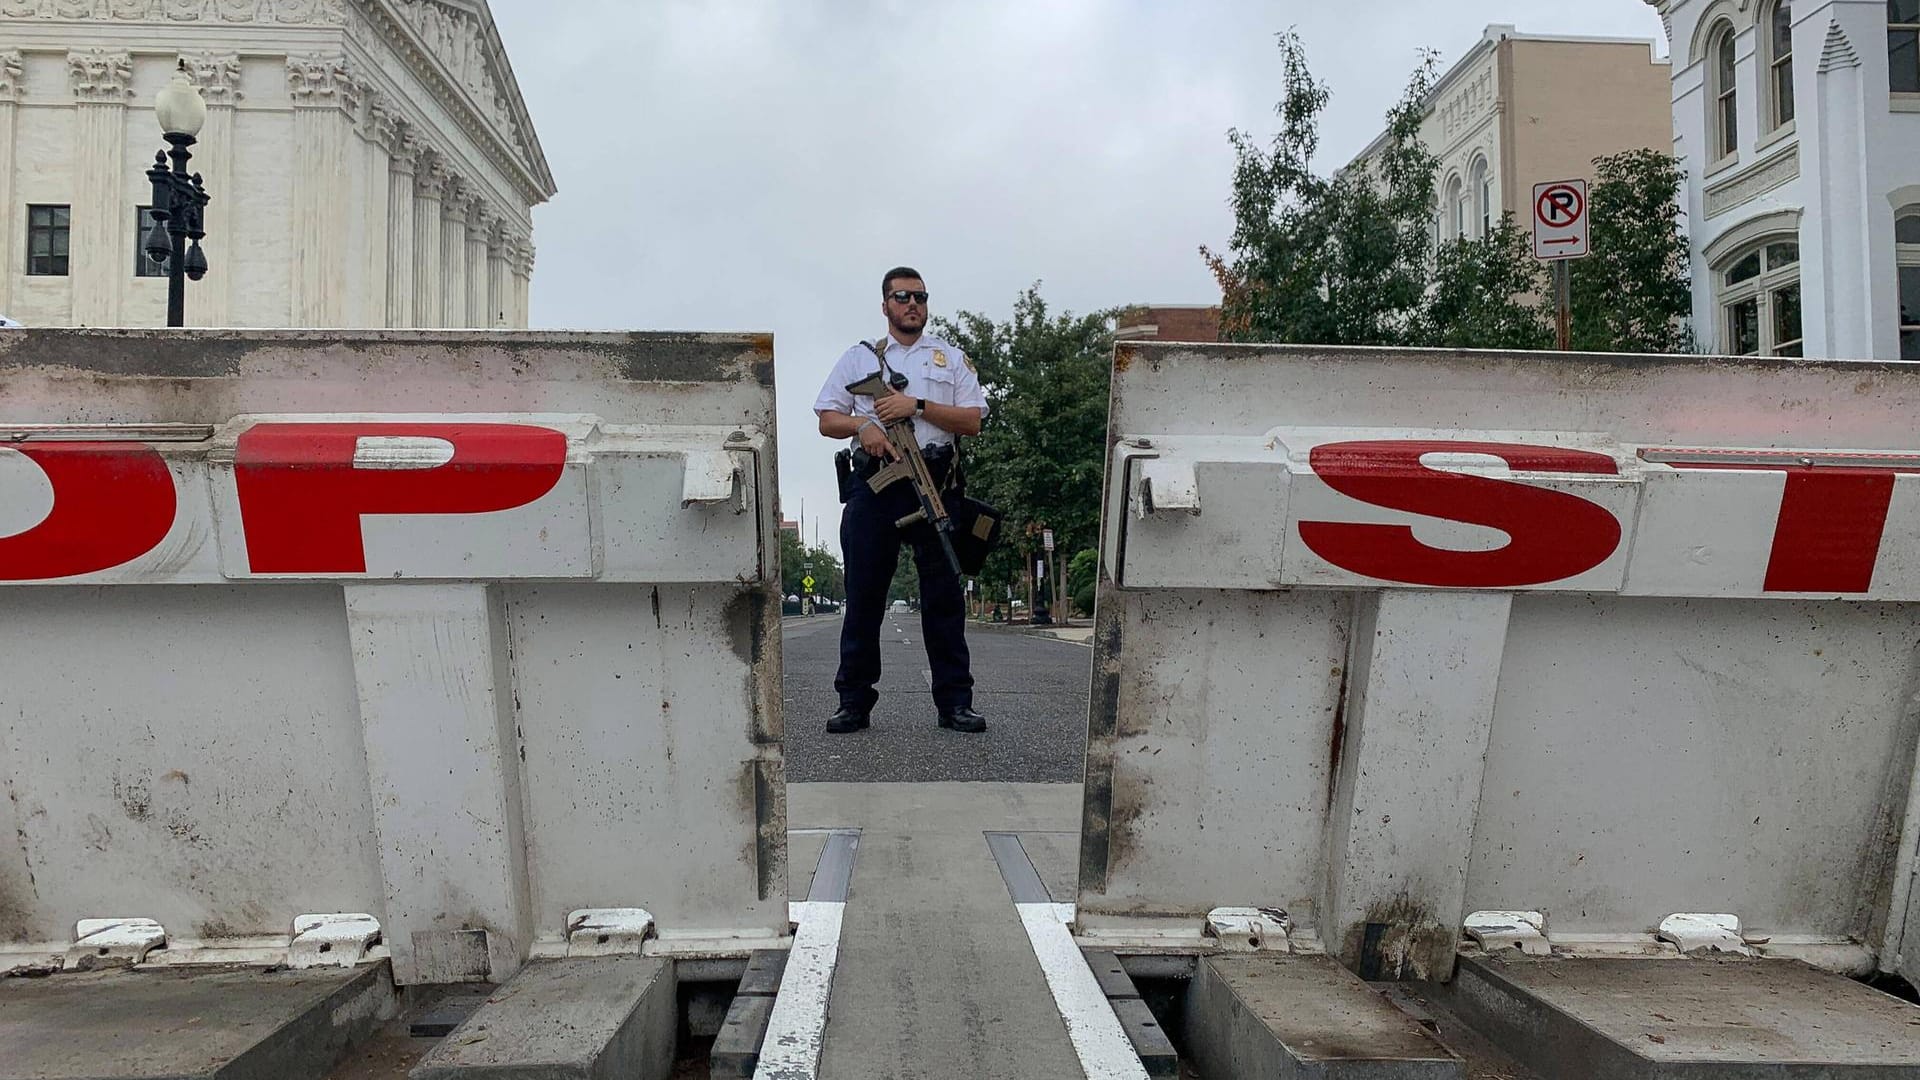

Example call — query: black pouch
[835,449,855,504]
[947,495,1003,576]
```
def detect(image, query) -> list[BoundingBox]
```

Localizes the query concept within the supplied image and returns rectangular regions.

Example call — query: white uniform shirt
[813,333,988,450]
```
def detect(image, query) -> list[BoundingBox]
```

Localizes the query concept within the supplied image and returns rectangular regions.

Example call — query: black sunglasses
[888,290,929,305]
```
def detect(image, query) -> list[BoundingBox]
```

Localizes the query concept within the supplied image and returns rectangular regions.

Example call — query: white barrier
[0,330,786,985]
[1079,343,1920,988]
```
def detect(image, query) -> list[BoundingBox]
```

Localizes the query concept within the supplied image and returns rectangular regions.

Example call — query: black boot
[826,706,870,734]
[937,706,987,733]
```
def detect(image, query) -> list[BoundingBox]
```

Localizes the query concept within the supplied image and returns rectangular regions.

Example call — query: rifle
[846,369,964,578]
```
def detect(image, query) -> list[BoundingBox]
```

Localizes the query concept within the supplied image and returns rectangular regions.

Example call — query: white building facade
[1650,0,1920,359]
[0,0,554,329]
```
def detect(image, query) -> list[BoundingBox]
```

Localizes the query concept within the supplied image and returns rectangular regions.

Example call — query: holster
[835,449,856,504]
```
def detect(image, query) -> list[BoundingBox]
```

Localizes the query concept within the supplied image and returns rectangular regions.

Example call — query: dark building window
[26,204,70,277]
[1894,0,1920,94]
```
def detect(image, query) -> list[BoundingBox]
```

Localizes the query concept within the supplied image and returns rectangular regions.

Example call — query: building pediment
[377,0,552,198]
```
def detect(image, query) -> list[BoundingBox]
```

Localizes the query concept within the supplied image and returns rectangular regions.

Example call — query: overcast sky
[488,0,1668,557]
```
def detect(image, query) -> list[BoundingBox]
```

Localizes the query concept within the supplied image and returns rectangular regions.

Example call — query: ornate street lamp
[144,61,212,328]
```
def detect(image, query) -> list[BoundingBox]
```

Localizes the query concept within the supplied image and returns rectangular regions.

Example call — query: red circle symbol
[1536,184,1585,228]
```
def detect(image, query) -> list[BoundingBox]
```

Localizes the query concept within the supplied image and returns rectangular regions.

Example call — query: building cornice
[0,0,554,207]
[0,1,346,20]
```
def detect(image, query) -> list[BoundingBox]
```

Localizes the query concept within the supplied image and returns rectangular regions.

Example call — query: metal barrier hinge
[1658,912,1756,957]
[566,908,656,957]
[64,917,166,970]
[290,913,383,969]
[682,449,745,511]
[1205,907,1292,952]
[1136,458,1200,516]
[1463,910,1551,957]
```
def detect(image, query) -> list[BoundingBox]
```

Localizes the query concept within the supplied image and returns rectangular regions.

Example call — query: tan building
[0,0,554,329]
[1115,304,1220,343]
[1350,24,1671,246]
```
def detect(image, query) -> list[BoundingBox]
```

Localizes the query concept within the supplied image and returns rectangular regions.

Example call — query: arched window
[1894,0,1920,95]
[1717,237,1801,356]
[1445,175,1465,240]
[1898,209,1920,360]
[1710,22,1740,162]
[1766,1,1794,130]
[1471,157,1492,237]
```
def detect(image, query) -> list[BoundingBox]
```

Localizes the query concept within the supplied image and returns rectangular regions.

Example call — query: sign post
[1532,179,1591,352]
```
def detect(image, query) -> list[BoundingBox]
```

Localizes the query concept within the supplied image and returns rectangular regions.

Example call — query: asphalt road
[781,612,1092,783]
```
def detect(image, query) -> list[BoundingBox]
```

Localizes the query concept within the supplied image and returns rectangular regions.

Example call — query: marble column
[440,179,469,328]
[486,222,510,329]
[465,204,491,327]
[0,52,22,317]
[359,99,395,328]
[412,154,446,328]
[385,125,418,328]
[67,50,132,326]
[287,55,358,327]
[182,54,240,327]
[512,238,534,328]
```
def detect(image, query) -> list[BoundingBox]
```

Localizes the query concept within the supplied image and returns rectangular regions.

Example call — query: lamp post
[144,61,211,328]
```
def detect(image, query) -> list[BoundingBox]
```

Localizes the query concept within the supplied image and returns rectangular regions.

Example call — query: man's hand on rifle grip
[858,418,898,461]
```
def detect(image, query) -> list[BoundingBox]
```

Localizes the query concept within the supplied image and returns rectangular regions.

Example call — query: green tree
[1415,215,1552,350]
[779,529,844,600]
[1205,39,1693,356]
[779,529,805,597]
[1570,148,1696,354]
[1203,33,1440,346]
[935,285,1117,606]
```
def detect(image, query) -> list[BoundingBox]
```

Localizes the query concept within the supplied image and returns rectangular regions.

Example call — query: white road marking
[755,900,846,1080]
[1016,902,1151,1080]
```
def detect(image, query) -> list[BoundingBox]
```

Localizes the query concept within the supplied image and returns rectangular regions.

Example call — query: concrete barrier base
[1182,954,1461,1079]
[0,961,394,1080]
[408,958,675,1080]
[1447,955,1920,1079]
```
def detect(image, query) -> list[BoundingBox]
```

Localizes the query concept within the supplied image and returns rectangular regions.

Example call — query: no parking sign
[1532,179,1590,260]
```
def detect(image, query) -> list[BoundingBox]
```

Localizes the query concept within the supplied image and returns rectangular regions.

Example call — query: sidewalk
[973,620,1094,645]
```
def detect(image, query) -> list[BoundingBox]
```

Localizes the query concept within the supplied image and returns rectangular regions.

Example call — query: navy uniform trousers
[835,449,972,715]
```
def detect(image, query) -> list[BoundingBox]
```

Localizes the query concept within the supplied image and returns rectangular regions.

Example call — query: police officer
[813,267,989,734]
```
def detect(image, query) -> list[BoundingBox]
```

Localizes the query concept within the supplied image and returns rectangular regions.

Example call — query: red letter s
[1298,441,1622,588]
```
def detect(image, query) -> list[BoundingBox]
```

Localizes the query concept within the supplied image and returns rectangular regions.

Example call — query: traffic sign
[1043,529,1055,553]
[802,575,815,591]
[1532,179,1590,260]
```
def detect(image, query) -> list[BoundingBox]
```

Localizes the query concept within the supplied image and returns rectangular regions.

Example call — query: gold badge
[933,350,949,368]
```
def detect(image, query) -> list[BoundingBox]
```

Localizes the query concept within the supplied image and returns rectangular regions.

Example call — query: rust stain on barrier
[1325,665,1350,813]
[1347,895,1454,983]
[753,758,787,903]
[1078,587,1129,895]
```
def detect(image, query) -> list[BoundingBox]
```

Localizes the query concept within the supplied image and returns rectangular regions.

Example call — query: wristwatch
[914,397,926,415]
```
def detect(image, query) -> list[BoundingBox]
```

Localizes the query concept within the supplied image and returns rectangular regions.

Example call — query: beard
[889,310,925,335]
